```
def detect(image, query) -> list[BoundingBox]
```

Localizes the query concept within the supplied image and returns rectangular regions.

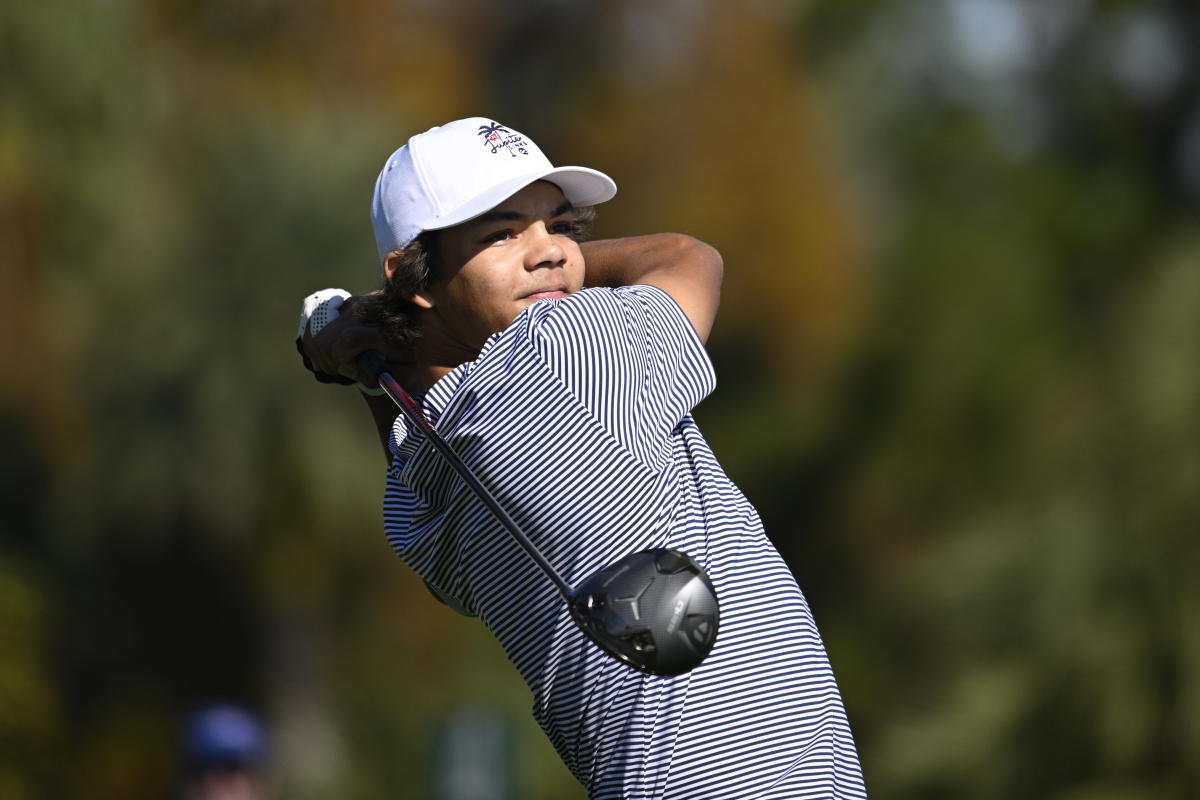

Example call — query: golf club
[357,350,720,676]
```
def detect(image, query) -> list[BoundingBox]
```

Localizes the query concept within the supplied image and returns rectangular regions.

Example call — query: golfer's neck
[419,361,454,388]
[415,339,477,389]
[412,311,484,389]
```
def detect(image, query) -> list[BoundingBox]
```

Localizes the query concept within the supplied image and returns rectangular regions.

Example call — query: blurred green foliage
[1,1,1197,798]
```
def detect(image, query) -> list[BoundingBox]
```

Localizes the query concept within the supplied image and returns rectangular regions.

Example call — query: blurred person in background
[178,703,269,800]
[297,117,866,798]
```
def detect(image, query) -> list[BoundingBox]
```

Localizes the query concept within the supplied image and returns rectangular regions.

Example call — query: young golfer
[298,117,866,798]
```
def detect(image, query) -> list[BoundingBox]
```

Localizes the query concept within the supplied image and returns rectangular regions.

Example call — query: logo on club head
[615,576,653,622]
[477,121,530,157]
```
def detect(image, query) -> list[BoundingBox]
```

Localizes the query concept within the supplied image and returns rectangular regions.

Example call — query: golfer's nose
[525,223,565,270]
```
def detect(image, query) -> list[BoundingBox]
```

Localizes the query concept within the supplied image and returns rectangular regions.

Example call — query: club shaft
[375,369,575,600]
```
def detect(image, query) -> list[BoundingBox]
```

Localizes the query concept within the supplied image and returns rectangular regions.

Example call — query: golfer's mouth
[523,286,568,301]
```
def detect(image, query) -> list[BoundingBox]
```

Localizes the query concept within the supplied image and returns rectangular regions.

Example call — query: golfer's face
[429,181,585,351]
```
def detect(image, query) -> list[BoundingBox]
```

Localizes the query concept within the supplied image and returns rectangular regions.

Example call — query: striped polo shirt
[383,286,866,799]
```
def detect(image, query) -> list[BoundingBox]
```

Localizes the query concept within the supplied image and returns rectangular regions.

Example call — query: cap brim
[419,166,617,232]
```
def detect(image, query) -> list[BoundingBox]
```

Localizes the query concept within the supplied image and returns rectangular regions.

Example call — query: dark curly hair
[352,230,439,350]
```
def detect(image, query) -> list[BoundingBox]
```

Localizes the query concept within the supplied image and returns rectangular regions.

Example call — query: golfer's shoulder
[527,285,694,349]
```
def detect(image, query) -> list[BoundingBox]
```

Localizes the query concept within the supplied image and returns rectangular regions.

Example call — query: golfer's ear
[384,250,436,309]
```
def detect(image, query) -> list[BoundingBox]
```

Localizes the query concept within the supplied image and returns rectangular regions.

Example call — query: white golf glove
[296,288,383,394]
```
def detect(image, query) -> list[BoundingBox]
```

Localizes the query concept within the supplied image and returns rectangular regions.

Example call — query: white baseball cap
[370,117,618,263]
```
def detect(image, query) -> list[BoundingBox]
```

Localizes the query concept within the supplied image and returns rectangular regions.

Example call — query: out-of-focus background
[2,0,1197,798]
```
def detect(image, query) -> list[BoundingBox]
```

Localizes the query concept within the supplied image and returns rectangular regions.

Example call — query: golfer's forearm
[362,391,400,461]
[582,233,723,342]
[582,233,721,288]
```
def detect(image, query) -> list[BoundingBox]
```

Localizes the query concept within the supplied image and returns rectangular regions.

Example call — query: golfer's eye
[482,229,514,243]
[550,220,574,235]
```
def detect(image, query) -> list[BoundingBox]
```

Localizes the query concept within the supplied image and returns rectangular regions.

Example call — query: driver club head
[568,548,719,676]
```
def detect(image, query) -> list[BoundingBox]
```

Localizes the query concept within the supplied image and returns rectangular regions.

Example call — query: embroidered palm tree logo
[478,122,509,148]
[477,122,528,156]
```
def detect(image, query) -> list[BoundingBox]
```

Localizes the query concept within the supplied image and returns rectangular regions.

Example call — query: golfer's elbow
[657,234,722,342]
[669,233,724,287]
[680,233,724,311]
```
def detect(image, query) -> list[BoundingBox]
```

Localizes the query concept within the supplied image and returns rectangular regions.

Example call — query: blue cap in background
[182,703,266,770]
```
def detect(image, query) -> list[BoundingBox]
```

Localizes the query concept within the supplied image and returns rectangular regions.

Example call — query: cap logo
[477,121,530,157]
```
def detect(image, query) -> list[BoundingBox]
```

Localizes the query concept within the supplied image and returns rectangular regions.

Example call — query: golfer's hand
[300,293,419,394]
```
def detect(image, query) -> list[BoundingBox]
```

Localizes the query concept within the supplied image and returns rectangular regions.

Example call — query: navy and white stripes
[383,286,866,798]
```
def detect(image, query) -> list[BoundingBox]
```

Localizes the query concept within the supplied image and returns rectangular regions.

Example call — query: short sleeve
[523,285,715,467]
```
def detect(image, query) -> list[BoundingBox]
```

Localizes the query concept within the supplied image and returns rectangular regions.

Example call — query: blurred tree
[788,0,1200,797]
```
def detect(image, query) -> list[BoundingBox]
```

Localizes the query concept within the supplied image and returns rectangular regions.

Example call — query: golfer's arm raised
[582,233,723,343]
[301,235,721,460]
